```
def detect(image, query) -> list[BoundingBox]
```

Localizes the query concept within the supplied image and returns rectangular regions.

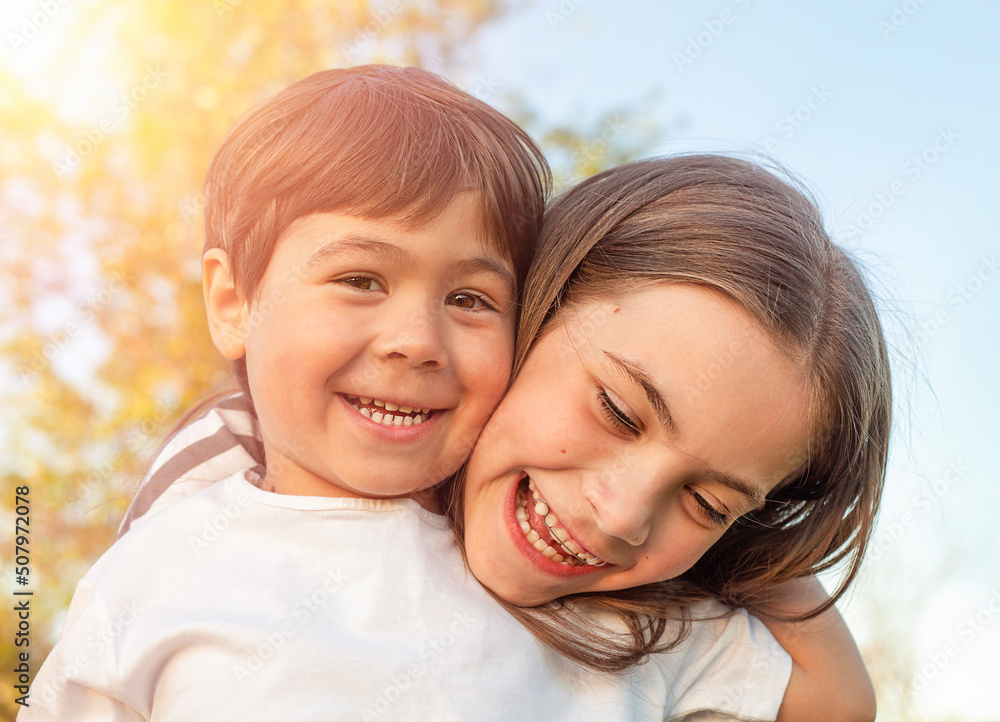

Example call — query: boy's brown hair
[203,65,550,388]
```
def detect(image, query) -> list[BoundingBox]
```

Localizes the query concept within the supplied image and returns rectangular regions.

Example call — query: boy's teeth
[349,396,433,426]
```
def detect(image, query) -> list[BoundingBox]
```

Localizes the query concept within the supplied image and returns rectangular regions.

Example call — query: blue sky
[466,1,999,718]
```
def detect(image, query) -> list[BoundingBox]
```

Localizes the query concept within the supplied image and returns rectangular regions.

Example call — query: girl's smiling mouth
[509,473,611,572]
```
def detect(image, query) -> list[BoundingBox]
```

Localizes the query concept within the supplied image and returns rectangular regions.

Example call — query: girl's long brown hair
[446,155,890,673]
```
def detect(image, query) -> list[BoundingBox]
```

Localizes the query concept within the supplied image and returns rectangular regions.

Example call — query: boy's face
[234,193,516,502]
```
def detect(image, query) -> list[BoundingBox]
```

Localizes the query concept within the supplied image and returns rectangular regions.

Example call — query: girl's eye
[598,390,640,436]
[335,275,383,291]
[446,291,496,312]
[690,490,729,529]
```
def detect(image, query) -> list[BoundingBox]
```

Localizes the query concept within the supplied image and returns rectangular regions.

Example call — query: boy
[22,65,566,719]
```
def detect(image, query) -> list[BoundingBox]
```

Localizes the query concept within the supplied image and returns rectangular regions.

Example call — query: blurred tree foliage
[0,1,659,716]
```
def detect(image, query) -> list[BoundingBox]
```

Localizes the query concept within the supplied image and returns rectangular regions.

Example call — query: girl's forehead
[525,284,814,487]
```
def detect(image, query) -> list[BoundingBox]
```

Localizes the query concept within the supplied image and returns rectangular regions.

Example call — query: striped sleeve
[118,394,264,536]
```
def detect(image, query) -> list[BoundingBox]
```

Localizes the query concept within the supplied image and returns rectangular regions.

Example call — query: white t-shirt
[22,471,791,721]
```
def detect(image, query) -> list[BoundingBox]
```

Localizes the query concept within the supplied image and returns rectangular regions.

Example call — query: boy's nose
[375,305,448,369]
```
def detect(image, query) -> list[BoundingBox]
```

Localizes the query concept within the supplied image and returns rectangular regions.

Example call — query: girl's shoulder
[645,601,792,720]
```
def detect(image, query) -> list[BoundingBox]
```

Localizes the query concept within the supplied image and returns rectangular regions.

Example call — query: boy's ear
[203,248,248,360]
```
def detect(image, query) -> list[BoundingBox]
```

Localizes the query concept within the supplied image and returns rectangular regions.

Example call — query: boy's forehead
[282,194,509,264]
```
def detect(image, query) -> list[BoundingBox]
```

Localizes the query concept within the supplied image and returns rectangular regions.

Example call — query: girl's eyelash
[598,391,640,436]
[690,491,729,528]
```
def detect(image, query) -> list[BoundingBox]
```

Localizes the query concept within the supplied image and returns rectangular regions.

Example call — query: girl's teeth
[399,405,412,413]
[403,417,413,426]
[360,408,372,419]
[385,401,399,411]
[360,397,373,405]
[371,411,384,423]
[517,480,606,568]
[374,399,385,407]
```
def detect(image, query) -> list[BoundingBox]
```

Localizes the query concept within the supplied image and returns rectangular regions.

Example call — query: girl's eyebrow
[703,469,767,510]
[602,349,766,509]
[601,350,676,435]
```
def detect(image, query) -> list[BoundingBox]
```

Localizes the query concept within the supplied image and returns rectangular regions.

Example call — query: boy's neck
[258,462,444,515]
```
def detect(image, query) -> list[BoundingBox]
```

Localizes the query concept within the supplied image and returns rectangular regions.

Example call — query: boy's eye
[446,291,496,311]
[336,275,383,291]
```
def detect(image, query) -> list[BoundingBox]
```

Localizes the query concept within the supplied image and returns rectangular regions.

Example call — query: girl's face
[463,283,814,606]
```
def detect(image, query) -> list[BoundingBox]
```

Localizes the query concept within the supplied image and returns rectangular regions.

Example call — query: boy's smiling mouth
[344,394,436,427]
[514,475,609,569]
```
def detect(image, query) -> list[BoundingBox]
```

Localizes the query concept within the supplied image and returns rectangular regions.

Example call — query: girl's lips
[504,473,609,578]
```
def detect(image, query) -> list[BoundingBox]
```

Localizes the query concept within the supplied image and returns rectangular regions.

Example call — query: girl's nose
[582,456,662,547]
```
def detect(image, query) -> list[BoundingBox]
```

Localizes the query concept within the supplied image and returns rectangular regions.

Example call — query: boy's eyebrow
[304,235,409,269]
[448,257,515,297]
[304,234,515,295]
[602,349,766,510]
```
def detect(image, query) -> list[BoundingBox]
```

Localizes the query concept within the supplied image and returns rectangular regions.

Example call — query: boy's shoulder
[120,394,262,534]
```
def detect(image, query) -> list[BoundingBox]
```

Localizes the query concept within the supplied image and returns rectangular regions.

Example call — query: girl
[34,155,885,720]
[458,155,889,682]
